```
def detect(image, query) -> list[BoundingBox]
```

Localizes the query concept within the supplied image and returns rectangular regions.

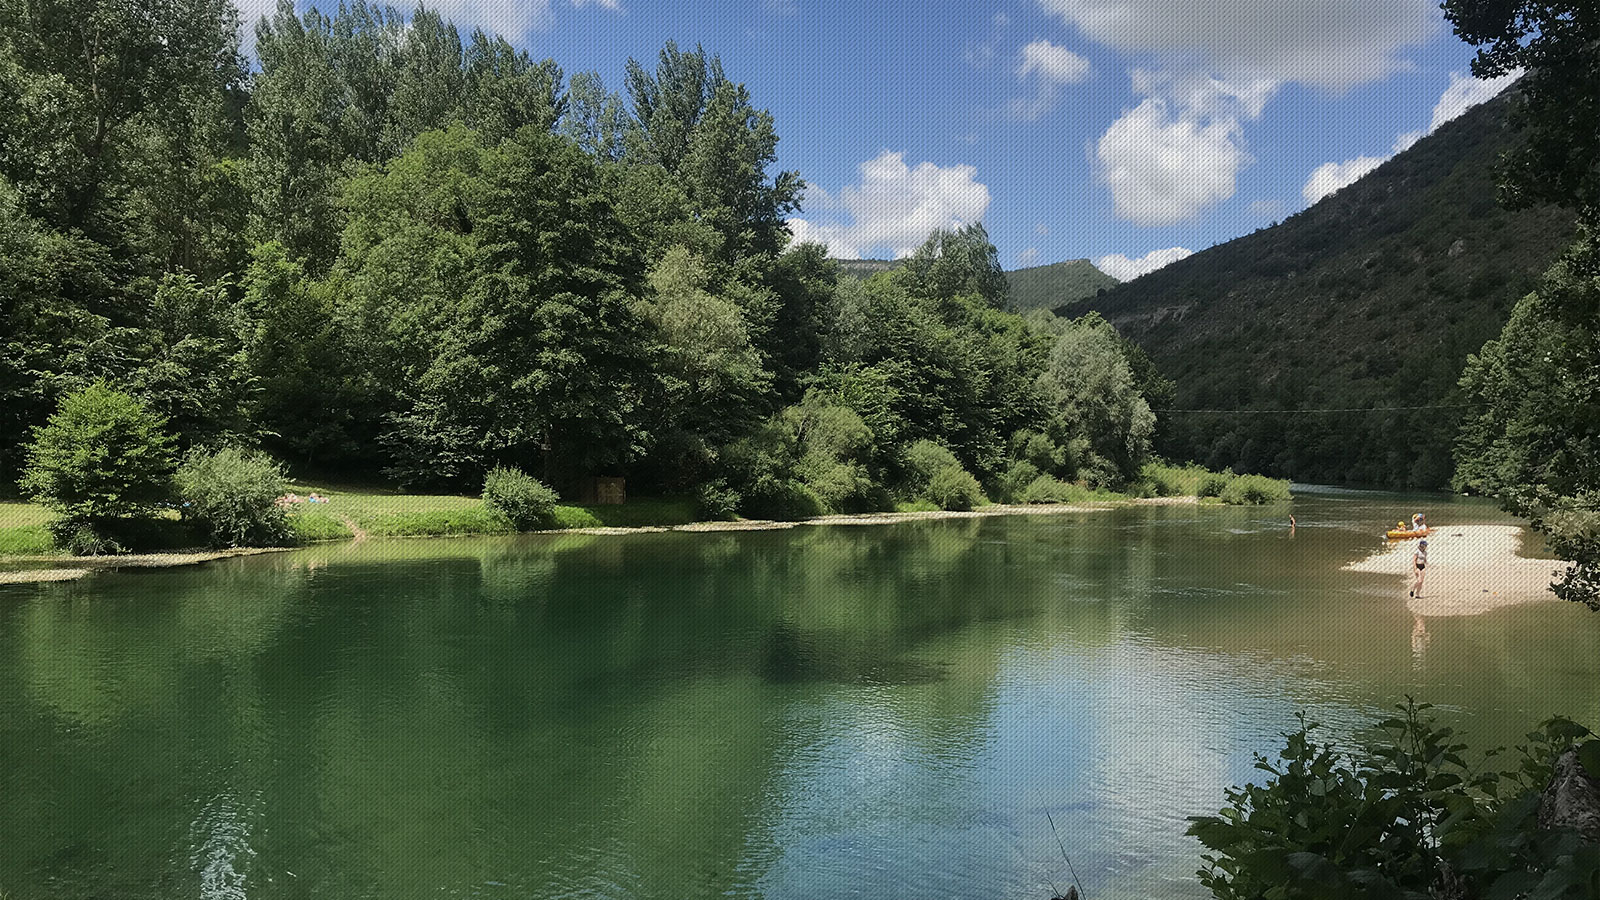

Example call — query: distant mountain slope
[1064,92,1576,489]
[1007,259,1119,312]
[835,259,903,279]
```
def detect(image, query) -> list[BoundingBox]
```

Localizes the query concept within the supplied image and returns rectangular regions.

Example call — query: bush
[481,466,558,530]
[175,448,291,548]
[1021,475,1087,504]
[22,383,177,551]
[927,466,985,511]
[1196,472,1233,498]
[695,480,741,521]
[996,460,1041,503]
[1219,473,1292,505]
[904,440,961,494]
[741,477,825,521]
[1189,700,1600,900]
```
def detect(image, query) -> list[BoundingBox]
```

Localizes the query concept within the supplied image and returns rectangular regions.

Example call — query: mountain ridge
[1061,91,1577,488]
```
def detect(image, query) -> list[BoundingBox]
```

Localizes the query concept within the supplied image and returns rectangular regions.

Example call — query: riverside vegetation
[0,0,1286,557]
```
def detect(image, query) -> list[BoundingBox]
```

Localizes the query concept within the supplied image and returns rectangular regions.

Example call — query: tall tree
[623,41,801,263]
[462,30,564,142]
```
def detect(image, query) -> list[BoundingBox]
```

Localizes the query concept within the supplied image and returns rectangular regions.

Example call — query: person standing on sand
[1411,539,1428,598]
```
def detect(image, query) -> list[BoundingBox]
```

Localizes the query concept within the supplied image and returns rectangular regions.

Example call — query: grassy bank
[2,466,1287,559]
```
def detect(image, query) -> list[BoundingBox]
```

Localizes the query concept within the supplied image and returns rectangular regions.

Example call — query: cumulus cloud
[1429,69,1521,131]
[1096,88,1248,226]
[1039,0,1446,223]
[1301,70,1521,205]
[1017,246,1042,266]
[787,151,992,259]
[1035,0,1439,90]
[1095,246,1193,281]
[1302,155,1386,204]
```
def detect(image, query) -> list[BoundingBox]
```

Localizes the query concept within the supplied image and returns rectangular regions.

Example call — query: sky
[240,0,1519,280]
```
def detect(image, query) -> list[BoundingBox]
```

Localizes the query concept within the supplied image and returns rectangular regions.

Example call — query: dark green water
[2,489,1596,899]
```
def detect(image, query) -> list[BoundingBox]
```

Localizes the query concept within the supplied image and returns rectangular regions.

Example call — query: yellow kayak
[1385,527,1431,540]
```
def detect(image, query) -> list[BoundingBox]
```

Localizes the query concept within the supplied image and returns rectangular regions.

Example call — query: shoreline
[0,497,1197,584]
[1341,524,1560,616]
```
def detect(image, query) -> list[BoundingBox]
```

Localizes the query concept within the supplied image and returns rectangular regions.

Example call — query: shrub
[927,466,985,511]
[481,466,558,530]
[1219,473,1292,505]
[996,460,1041,503]
[904,440,961,494]
[1021,475,1086,504]
[22,383,177,550]
[695,480,741,521]
[175,447,291,548]
[1189,701,1600,900]
[1196,472,1233,498]
[741,477,825,521]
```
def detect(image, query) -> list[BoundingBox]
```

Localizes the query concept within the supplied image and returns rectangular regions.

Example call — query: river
[1,488,1595,899]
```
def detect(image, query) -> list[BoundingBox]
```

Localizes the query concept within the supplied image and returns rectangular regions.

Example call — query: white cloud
[1035,0,1439,90]
[1009,38,1093,119]
[1302,155,1385,204]
[787,151,992,259]
[1096,246,1193,281]
[1301,70,1521,205]
[1018,39,1091,84]
[1429,69,1520,132]
[964,12,1010,68]
[1096,88,1248,226]
[1018,247,1042,266]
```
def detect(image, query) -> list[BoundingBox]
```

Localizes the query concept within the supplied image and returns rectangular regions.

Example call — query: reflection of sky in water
[0,490,1593,899]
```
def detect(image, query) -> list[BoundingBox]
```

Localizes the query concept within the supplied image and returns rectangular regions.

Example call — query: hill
[1063,91,1577,489]
[835,258,903,279]
[1007,259,1119,311]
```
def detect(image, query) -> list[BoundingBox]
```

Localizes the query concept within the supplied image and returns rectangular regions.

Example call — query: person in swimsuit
[1411,539,1428,598]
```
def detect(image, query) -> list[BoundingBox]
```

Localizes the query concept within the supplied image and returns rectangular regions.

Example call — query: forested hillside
[1068,92,1576,489]
[1006,259,1118,312]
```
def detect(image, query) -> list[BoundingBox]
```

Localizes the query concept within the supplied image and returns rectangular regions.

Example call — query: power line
[1154,404,1477,415]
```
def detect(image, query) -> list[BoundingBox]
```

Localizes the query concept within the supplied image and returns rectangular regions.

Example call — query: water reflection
[0,493,1593,899]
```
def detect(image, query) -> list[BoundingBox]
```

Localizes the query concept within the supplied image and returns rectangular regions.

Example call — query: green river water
[1,487,1596,899]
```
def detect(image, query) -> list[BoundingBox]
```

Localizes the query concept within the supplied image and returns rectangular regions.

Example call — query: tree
[1444,0,1600,221]
[1455,232,1600,608]
[1445,2,1600,608]
[462,30,564,143]
[1036,314,1157,487]
[902,222,1009,310]
[22,383,177,543]
[623,41,801,263]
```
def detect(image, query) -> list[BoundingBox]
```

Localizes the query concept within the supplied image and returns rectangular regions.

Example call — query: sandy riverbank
[1342,524,1561,616]
[0,498,1195,583]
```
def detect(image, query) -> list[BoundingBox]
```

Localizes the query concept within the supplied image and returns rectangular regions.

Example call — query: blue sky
[244,0,1517,279]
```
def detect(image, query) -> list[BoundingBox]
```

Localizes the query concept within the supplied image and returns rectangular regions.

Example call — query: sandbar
[1342,524,1562,616]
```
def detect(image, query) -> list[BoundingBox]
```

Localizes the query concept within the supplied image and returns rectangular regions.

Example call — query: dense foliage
[1190,701,1600,899]
[174,446,290,547]
[1444,0,1600,221]
[1446,4,1600,610]
[0,0,1289,546]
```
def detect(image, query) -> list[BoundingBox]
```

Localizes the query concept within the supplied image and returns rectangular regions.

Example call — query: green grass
[282,482,696,538]
[0,501,51,529]
[286,510,354,543]
[0,524,54,555]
